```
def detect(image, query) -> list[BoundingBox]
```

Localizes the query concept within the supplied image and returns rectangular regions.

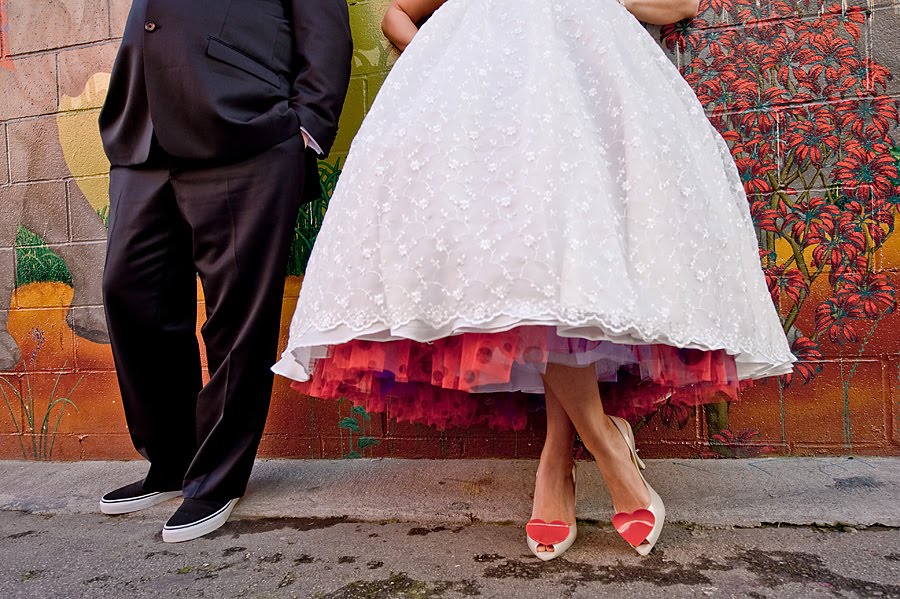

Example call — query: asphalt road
[1,510,899,599]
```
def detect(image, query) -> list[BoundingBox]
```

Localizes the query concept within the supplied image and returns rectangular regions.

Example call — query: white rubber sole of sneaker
[100,490,182,515]
[162,498,239,543]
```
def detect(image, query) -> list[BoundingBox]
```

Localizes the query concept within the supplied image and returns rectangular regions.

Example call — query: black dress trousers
[103,136,304,500]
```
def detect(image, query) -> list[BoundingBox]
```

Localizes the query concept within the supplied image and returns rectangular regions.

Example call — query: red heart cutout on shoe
[612,509,655,547]
[526,519,571,546]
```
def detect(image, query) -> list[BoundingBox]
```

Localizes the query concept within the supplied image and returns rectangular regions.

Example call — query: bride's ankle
[537,455,575,478]
[539,444,575,463]
[585,417,631,459]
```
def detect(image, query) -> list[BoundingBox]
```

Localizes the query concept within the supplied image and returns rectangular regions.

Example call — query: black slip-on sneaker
[100,480,182,515]
[162,497,239,543]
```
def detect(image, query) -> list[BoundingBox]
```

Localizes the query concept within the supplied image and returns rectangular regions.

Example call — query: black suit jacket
[99,0,353,179]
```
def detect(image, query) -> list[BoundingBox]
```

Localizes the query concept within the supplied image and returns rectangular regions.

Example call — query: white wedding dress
[273,0,794,428]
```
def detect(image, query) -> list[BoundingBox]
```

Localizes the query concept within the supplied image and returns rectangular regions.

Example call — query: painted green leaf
[346,450,362,459]
[287,160,343,276]
[338,417,361,433]
[15,227,73,287]
[356,436,380,449]
[350,405,371,420]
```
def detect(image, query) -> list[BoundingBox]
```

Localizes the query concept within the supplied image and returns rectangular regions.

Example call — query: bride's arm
[624,0,700,25]
[382,0,447,52]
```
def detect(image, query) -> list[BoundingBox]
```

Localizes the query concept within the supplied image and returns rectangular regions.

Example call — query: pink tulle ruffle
[291,326,742,430]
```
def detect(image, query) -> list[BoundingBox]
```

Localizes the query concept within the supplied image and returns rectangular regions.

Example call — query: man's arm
[290,0,353,157]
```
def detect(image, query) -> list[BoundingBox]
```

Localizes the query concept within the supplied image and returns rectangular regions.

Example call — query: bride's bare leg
[542,363,650,514]
[531,384,577,552]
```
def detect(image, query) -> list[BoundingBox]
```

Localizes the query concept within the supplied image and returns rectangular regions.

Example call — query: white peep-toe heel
[526,466,578,561]
[608,416,665,556]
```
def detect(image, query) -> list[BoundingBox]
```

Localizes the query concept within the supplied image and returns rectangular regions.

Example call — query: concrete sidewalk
[2,458,899,599]
[1,457,898,527]
[3,510,900,599]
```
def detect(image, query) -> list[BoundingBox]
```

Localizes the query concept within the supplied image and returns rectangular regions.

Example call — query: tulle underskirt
[290,325,743,430]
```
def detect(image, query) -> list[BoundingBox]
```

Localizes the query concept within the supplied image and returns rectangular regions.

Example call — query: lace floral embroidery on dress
[274,0,795,425]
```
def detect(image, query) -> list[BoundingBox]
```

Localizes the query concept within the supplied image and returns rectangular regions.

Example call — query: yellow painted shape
[73,175,111,213]
[59,71,110,112]
[57,71,111,211]
[325,0,396,158]
[350,0,397,76]
[51,9,400,178]
[877,226,900,270]
[332,78,368,156]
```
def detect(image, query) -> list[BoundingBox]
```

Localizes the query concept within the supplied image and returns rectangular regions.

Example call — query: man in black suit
[97,0,352,542]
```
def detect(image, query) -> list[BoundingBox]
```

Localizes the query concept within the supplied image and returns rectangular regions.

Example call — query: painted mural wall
[0,0,898,461]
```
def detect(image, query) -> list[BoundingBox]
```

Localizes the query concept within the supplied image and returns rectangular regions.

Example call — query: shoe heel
[609,416,644,469]
[635,452,647,470]
[608,416,665,556]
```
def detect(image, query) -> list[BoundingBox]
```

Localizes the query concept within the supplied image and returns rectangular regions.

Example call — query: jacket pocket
[207,37,280,88]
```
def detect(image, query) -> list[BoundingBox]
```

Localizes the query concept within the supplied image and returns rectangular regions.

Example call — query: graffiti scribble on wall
[0,0,13,71]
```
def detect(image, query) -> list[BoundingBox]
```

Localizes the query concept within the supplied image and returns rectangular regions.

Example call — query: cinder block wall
[0,0,898,460]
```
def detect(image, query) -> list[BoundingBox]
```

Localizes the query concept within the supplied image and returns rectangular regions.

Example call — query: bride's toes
[526,464,578,560]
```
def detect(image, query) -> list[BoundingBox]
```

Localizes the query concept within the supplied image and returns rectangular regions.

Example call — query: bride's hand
[382,0,447,52]
[622,0,700,25]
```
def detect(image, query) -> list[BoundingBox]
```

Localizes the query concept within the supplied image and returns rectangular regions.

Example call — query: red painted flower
[764,264,808,306]
[703,429,775,459]
[782,196,840,246]
[835,94,899,138]
[835,271,896,318]
[701,26,740,57]
[757,32,801,90]
[792,26,863,96]
[735,156,777,194]
[866,60,892,92]
[781,268,808,305]
[844,125,895,157]
[781,335,824,386]
[735,88,790,134]
[751,198,780,232]
[841,199,894,247]
[828,251,869,288]
[784,116,840,167]
[660,19,705,53]
[694,66,758,113]
[813,37,863,90]
[729,121,777,161]
[820,4,866,41]
[815,297,859,344]
[698,0,734,14]
[798,12,863,48]
[806,212,866,269]
[836,54,879,94]
[832,149,900,201]
[659,401,691,430]
[735,0,782,37]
